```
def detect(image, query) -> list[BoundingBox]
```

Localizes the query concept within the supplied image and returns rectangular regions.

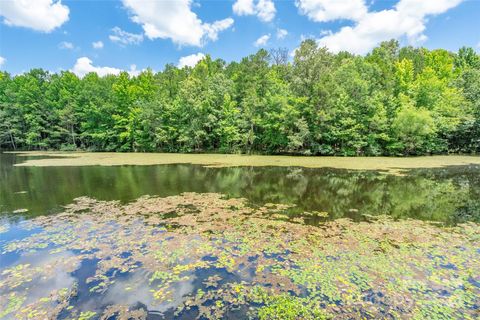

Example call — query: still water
[1,153,479,224]
[0,153,479,319]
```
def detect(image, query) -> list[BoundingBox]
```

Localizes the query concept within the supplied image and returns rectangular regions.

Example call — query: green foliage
[254,291,330,320]
[1,41,478,155]
[78,311,96,320]
[391,96,436,154]
[0,293,25,318]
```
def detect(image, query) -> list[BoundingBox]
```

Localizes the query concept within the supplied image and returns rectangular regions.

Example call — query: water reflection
[1,153,479,225]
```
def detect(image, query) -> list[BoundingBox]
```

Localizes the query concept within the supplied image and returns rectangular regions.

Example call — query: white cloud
[128,64,141,77]
[296,0,368,22]
[109,26,143,45]
[0,56,5,68]
[178,53,205,68]
[314,0,464,54]
[254,34,270,47]
[71,57,141,77]
[256,0,276,22]
[0,0,69,32]
[121,0,234,47]
[203,18,234,42]
[233,0,276,22]
[233,0,255,15]
[92,41,104,49]
[319,29,331,36]
[58,41,74,50]
[395,0,463,17]
[277,28,288,39]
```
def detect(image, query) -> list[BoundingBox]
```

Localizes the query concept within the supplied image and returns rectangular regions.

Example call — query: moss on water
[10,151,480,174]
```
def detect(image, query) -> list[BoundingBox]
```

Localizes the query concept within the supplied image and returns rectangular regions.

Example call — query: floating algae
[0,193,479,319]
[11,209,28,214]
[12,151,480,175]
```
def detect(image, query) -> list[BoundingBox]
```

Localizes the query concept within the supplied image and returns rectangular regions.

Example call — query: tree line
[1,40,479,155]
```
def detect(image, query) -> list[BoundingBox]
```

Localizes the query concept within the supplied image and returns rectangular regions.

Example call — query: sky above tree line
[0,0,479,75]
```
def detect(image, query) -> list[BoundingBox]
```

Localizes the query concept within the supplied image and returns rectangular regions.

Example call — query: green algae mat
[11,151,480,175]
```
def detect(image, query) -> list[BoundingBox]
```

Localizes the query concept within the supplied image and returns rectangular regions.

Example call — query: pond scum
[0,193,479,319]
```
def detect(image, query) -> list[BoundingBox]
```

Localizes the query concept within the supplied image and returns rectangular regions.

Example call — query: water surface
[1,153,479,224]
[1,153,479,319]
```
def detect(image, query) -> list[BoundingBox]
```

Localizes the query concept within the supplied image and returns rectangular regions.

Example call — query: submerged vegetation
[1,40,480,155]
[1,193,479,319]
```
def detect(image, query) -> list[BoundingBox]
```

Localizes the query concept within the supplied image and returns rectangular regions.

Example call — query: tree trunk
[71,125,76,146]
[9,131,16,150]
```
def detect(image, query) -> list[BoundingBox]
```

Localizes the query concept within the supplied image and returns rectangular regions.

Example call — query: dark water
[1,153,479,225]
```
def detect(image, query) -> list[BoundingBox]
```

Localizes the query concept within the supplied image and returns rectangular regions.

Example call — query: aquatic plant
[0,193,478,318]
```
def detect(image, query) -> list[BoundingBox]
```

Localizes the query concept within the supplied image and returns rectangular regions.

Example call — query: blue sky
[0,0,479,75]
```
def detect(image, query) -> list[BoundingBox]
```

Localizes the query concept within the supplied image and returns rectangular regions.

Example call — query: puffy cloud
[109,27,143,45]
[396,0,464,17]
[256,0,276,22]
[92,41,104,49]
[178,53,205,68]
[233,0,255,15]
[295,0,367,22]
[233,0,276,22]
[0,0,69,32]
[203,18,234,42]
[0,56,5,68]
[277,28,288,39]
[72,57,120,77]
[313,0,464,54]
[71,57,140,77]
[254,34,270,47]
[58,41,73,50]
[121,0,234,47]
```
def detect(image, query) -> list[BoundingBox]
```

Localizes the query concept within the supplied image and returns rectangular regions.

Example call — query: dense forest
[1,40,479,155]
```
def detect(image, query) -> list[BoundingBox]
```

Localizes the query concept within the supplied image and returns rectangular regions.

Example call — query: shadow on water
[1,153,479,225]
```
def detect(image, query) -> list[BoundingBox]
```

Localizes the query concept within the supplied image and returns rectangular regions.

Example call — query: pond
[0,152,479,319]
